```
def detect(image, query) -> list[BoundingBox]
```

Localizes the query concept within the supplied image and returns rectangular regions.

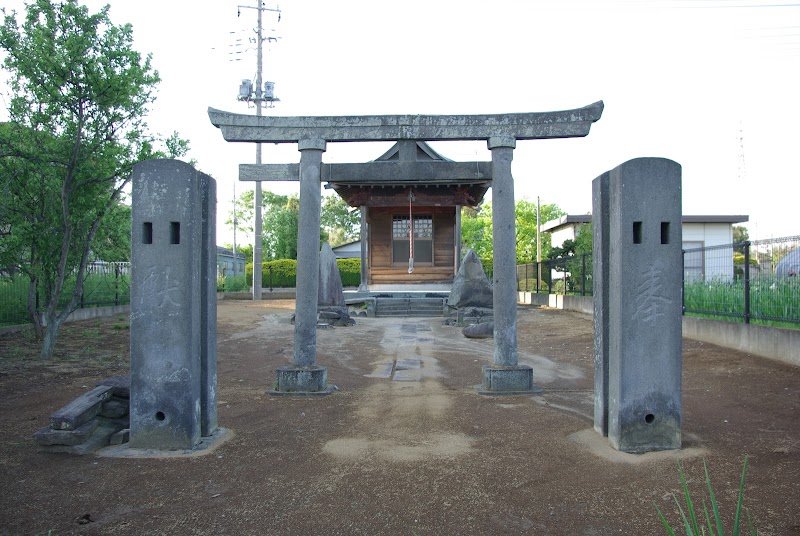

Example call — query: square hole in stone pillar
[170,222,180,245]
[142,222,153,244]
[633,221,642,244]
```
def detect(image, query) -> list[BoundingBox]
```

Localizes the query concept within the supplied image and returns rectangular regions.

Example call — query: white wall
[681,223,735,282]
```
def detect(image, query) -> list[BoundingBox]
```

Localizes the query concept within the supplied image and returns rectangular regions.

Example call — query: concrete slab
[393,369,423,382]
[396,359,422,370]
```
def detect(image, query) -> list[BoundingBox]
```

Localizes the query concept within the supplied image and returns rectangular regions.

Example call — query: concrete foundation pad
[568,429,706,465]
[98,427,233,458]
[478,365,541,395]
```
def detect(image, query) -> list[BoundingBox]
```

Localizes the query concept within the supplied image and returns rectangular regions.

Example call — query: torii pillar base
[267,366,336,397]
[478,365,541,395]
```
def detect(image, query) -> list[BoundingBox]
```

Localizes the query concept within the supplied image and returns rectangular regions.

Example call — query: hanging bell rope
[408,189,414,274]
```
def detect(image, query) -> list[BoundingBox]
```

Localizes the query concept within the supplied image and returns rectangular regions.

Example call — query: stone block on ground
[39,424,121,455]
[109,428,130,446]
[97,376,131,399]
[100,397,129,419]
[49,385,114,431]
[33,419,99,446]
[463,322,494,339]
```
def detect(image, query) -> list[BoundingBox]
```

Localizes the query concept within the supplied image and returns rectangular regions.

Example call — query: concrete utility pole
[537,196,542,284]
[232,181,238,277]
[238,2,280,300]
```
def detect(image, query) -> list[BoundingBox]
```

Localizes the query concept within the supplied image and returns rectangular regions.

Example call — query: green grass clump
[655,457,755,536]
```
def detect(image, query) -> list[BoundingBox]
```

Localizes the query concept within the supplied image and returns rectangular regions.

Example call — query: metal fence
[516,254,593,296]
[516,235,800,327]
[0,261,131,326]
[682,236,799,325]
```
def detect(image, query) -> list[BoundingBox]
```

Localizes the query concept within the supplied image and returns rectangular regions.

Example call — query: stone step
[374,297,445,317]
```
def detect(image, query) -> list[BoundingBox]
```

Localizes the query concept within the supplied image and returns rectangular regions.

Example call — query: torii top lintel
[207,101,604,144]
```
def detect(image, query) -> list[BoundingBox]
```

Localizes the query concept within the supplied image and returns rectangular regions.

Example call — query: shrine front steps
[374,297,447,318]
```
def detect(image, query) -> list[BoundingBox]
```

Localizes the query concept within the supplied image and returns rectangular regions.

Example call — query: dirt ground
[1,300,799,535]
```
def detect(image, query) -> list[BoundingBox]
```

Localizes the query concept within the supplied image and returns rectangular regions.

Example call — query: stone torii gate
[209,101,604,394]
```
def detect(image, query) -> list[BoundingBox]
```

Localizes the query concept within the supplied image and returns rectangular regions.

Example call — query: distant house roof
[216,246,246,259]
[541,214,749,233]
[331,240,361,259]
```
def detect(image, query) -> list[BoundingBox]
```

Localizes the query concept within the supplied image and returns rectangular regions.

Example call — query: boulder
[462,322,494,339]
[447,249,493,309]
[319,243,346,308]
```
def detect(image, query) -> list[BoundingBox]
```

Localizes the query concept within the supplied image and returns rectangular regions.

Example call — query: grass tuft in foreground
[655,457,756,536]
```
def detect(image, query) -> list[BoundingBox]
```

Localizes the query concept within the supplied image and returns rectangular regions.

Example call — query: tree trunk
[26,277,44,341]
[39,313,64,360]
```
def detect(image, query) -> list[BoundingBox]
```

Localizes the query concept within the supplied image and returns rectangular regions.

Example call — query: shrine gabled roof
[373,141,453,162]
[325,140,491,207]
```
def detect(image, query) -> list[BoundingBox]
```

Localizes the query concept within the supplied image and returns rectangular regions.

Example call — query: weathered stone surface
[97,376,131,399]
[293,143,326,369]
[319,243,345,307]
[600,157,683,453]
[592,170,611,436]
[480,365,534,393]
[488,139,518,369]
[276,366,326,391]
[109,428,130,446]
[34,419,99,446]
[318,310,341,320]
[208,101,605,143]
[49,385,113,431]
[272,366,331,394]
[447,249,493,309]
[39,424,121,455]
[463,322,494,339]
[100,397,129,419]
[130,159,218,450]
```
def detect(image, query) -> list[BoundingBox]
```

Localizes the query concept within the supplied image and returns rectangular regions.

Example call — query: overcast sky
[2,0,799,245]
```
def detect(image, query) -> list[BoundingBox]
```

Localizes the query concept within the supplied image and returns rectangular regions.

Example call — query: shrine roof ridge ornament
[207,101,604,143]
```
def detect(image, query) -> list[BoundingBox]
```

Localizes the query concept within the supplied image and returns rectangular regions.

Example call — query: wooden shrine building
[326,140,491,287]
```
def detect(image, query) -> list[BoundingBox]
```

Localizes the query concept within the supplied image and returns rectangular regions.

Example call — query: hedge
[245,258,361,288]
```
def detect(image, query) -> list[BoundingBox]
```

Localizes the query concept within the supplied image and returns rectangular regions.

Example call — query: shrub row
[244,258,362,288]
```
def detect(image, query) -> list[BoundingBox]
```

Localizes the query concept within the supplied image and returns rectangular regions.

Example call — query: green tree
[92,199,131,262]
[225,188,257,241]
[228,189,349,261]
[460,203,493,260]
[320,194,360,247]
[460,198,563,264]
[264,193,299,260]
[0,0,171,358]
[733,225,749,244]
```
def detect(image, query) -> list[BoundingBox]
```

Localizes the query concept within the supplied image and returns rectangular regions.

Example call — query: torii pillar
[478,136,536,393]
[272,138,335,395]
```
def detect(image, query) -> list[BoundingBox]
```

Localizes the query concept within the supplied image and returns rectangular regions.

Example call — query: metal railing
[516,254,593,296]
[682,236,799,326]
[515,235,800,327]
